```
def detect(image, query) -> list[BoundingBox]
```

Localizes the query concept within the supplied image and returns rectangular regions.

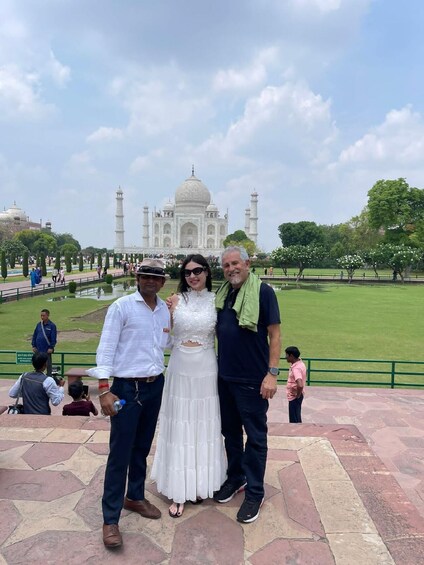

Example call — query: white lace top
[173,289,216,350]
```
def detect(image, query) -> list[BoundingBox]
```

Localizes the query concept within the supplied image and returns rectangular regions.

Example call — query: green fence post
[391,361,396,388]
[307,359,311,385]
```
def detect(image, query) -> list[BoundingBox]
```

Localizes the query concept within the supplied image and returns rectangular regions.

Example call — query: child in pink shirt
[285,346,306,423]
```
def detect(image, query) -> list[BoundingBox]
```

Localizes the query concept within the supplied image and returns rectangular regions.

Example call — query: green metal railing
[1,350,423,388]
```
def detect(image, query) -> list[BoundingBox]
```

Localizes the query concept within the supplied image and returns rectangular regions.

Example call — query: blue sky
[1,0,424,251]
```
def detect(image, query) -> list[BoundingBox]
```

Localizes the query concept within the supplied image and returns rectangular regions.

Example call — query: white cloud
[336,106,424,166]
[0,65,54,120]
[197,80,336,166]
[129,149,164,174]
[87,127,124,143]
[289,0,342,13]
[213,47,278,92]
[48,50,71,87]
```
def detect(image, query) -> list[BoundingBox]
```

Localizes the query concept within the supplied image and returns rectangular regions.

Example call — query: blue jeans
[218,378,268,501]
[289,394,303,423]
[102,376,164,524]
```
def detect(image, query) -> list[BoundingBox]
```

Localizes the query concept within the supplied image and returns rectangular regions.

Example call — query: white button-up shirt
[87,290,171,379]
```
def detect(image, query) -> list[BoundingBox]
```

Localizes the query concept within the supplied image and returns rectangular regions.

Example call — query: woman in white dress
[151,254,227,517]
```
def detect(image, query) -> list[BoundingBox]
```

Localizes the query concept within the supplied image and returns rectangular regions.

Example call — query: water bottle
[113,399,126,413]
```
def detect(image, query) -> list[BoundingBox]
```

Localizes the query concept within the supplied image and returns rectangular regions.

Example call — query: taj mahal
[114,168,258,256]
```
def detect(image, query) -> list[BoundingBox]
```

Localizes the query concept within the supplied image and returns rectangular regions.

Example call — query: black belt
[119,375,161,383]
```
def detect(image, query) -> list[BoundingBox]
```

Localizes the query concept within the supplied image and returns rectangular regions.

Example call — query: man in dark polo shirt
[31,308,57,376]
[214,246,281,524]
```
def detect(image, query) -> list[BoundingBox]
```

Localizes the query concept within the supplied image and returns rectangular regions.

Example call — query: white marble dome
[0,203,27,222]
[206,202,218,212]
[175,172,211,208]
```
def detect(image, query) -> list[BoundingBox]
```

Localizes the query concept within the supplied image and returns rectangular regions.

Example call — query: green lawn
[0,279,423,384]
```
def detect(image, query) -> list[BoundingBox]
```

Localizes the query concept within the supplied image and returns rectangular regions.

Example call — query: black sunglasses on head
[138,267,165,276]
[184,267,206,277]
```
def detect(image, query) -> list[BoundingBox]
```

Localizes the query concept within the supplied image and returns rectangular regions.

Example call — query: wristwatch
[268,367,279,376]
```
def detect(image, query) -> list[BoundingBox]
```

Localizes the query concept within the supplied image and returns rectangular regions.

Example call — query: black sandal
[169,502,184,518]
[190,498,204,505]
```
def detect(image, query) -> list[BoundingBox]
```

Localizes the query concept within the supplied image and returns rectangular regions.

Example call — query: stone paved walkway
[0,384,423,564]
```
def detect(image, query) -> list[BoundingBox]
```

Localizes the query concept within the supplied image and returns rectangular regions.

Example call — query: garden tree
[337,254,364,283]
[329,241,346,260]
[65,253,72,273]
[367,178,424,244]
[278,221,324,247]
[1,251,7,280]
[79,254,84,272]
[72,253,78,265]
[0,238,28,257]
[333,210,382,256]
[23,251,29,277]
[9,252,15,268]
[105,253,110,269]
[13,229,40,252]
[32,233,57,256]
[90,253,94,269]
[271,245,325,282]
[223,230,256,256]
[384,244,422,282]
[97,253,102,268]
[270,247,292,275]
[60,243,78,256]
[54,252,61,270]
[363,245,392,277]
[40,253,47,277]
[55,233,81,252]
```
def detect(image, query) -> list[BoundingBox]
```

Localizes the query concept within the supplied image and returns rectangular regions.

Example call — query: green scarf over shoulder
[215,272,262,332]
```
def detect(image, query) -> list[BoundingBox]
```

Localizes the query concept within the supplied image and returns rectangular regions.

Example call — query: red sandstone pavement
[0,384,423,564]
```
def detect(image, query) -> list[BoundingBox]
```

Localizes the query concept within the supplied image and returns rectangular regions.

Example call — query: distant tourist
[51,268,58,283]
[30,267,37,288]
[62,381,98,416]
[285,346,306,423]
[9,352,65,415]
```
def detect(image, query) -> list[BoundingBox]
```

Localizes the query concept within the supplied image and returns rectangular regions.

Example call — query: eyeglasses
[184,267,206,277]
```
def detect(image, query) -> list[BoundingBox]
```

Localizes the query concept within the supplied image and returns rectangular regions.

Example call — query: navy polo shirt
[217,282,281,384]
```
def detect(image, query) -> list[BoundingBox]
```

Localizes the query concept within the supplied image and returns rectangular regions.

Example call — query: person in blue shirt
[32,309,57,376]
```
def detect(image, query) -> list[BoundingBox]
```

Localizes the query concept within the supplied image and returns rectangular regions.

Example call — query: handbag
[8,375,25,414]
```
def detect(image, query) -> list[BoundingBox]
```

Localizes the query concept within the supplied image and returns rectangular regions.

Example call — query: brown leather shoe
[103,523,122,548]
[123,497,161,519]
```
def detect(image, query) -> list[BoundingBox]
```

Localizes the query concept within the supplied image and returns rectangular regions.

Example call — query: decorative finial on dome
[192,164,195,176]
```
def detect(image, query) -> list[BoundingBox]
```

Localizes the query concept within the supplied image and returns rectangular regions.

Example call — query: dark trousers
[218,378,269,501]
[46,353,52,376]
[102,376,164,525]
[289,394,303,423]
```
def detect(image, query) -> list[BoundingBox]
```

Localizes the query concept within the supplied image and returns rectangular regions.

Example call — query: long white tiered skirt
[151,345,227,503]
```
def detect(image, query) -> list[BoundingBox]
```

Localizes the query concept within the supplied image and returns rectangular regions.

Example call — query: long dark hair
[178,254,212,294]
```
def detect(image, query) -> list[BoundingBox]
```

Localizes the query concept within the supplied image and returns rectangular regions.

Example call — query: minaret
[244,208,251,236]
[249,191,258,244]
[115,187,125,253]
[143,205,150,248]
